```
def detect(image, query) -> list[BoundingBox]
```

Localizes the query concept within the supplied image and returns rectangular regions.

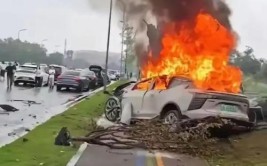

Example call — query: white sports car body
[14,65,49,86]
[119,76,251,125]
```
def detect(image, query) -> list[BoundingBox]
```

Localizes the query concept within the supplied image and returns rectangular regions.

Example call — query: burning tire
[105,97,121,122]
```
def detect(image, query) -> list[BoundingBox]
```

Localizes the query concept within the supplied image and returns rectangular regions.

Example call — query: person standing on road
[5,62,15,88]
[48,66,55,88]
[0,64,5,81]
[0,62,6,81]
[35,66,42,87]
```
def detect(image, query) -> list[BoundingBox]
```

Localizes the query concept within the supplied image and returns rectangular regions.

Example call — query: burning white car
[105,76,255,126]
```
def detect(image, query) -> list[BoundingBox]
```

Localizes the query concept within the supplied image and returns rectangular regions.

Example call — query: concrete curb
[63,82,115,108]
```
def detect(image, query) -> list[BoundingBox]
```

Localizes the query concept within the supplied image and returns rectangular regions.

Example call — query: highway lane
[0,81,97,147]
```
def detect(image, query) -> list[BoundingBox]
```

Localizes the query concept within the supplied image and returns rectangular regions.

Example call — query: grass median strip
[0,81,123,166]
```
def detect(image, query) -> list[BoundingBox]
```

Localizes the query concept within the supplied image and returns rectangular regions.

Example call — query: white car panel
[122,90,146,116]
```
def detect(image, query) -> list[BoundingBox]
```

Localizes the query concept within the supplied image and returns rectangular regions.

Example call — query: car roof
[20,64,37,68]
[89,65,103,70]
[50,64,64,67]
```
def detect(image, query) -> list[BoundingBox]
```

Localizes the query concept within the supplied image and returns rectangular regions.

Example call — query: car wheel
[56,86,61,91]
[105,97,120,122]
[85,84,90,92]
[248,109,257,126]
[77,84,83,92]
[163,110,181,125]
[14,82,19,86]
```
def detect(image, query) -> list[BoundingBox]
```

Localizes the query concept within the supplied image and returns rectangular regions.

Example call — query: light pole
[41,39,48,47]
[18,29,27,40]
[120,5,126,77]
[103,0,113,92]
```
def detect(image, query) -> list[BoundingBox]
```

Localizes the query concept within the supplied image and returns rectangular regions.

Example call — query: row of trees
[0,38,64,65]
[231,46,267,81]
[122,22,137,75]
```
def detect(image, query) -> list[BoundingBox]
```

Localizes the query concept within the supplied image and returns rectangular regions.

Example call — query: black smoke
[116,0,234,65]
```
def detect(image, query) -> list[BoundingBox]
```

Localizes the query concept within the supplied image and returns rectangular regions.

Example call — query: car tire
[77,84,83,92]
[163,110,181,124]
[105,97,120,122]
[14,81,19,86]
[56,86,61,91]
[248,109,257,127]
[85,84,90,92]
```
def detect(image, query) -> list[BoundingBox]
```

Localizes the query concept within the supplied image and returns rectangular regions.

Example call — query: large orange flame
[141,13,242,93]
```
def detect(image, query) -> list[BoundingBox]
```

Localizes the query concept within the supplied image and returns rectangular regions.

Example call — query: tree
[0,38,46,63]
[232,47,261,75]
[0,37,65,65]
[47,52,64,65]
[122,23,137,77]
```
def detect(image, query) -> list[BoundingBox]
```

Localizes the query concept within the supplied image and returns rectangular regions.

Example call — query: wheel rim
[105,99,119,120]
[164,112,178,125]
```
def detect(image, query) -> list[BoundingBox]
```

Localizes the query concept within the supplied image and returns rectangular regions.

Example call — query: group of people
[31,65,56,88]
[0,62,56,89]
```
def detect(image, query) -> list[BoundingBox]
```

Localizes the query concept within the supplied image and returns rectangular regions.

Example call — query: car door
[122,78,153,117]
[141,76,168,117]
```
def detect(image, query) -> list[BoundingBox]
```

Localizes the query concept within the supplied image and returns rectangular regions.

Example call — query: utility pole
[120,5,126,76]
[103,0,113,92]
[64,39,67,57]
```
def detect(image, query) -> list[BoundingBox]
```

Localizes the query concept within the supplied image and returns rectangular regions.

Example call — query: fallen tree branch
[71,117,240,157]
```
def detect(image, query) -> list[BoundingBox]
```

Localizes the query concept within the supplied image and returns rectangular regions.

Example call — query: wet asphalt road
[0,81,92,147]
[73,144,208,166]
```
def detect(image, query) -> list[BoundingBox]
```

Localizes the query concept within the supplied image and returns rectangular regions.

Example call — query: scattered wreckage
[104,76,264,127]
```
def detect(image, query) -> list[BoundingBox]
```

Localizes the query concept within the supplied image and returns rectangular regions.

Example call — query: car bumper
[14,78,35,84]
[184,108,249,122]
[57,83,80,88]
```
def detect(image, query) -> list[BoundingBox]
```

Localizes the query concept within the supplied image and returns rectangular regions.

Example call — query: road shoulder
[0,82,121,166]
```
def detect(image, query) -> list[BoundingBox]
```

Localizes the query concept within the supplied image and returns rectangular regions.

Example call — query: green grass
[0,81,124,166]
[209,130,267,166]
[243,76,267,95]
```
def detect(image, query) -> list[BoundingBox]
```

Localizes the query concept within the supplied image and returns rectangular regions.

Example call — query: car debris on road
[0,104,19,112]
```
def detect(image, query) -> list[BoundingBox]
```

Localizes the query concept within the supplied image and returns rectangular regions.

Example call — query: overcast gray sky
[0,0,266,58]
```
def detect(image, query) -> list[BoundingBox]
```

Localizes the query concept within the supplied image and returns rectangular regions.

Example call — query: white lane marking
[66,143,88,166]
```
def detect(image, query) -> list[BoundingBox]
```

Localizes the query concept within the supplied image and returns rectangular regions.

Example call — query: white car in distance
[108,70,119,81]
[14,64,49,86]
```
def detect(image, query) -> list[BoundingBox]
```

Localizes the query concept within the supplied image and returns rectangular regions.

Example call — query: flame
[141,13,242,93]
